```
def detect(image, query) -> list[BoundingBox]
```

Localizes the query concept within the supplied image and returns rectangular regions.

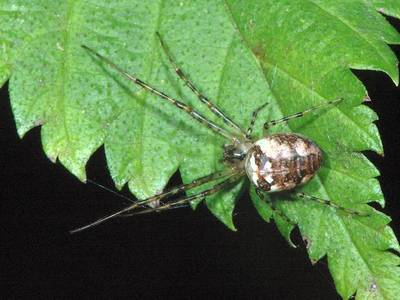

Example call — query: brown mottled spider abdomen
[245,133,322,192]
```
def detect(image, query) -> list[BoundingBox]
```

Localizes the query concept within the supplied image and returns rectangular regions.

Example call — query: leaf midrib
[120,0,165,197]
[58,0,79,153]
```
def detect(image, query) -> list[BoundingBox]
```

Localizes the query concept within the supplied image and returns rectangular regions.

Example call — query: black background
[1,19,399,299]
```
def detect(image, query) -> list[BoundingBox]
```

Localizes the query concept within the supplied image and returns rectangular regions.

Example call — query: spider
[71,33,361,233]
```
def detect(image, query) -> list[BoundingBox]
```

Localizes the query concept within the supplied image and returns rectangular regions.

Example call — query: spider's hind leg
[295,192,369,217]
[255,188,296,226]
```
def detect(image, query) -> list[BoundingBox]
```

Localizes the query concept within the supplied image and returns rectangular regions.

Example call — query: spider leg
[246,102,268,139]
[255,188,296,226]
[82,45,236,142]
[127,171,244,215]
[70,169,236,233]
[121,198,201,217]
[156,32,246,139]
[87,179,135,204]
[295,192,369,217]
[263,98,343,131]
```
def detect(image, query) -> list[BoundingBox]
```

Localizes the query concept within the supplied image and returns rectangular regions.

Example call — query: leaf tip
[223,218,237,232]
[229,226,238,232]
[377,7,386,14]
[48,155,57,163]
[363,94,372,103]
[16,121,39,139]
[302,235,312,251]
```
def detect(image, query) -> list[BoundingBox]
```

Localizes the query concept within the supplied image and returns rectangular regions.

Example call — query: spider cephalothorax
[222,140,252,167]
[71,33,355,234]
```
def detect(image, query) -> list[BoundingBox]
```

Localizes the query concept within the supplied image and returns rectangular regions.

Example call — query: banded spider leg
[125,171,245,216]
[263,98,343,131]
[82,45,238,142]
[156,32,246,139]
[70,169,241,233]
[255,188,368,230]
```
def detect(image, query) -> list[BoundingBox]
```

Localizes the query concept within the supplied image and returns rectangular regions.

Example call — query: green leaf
[1,1,399,298]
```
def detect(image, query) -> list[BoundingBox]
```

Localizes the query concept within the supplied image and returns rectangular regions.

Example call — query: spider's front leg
[246,102,268,139]
[262,98,343,135]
